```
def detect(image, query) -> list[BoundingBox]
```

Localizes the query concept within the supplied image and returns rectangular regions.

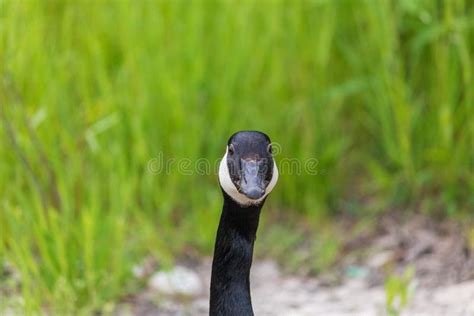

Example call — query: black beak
[239,159,266,200]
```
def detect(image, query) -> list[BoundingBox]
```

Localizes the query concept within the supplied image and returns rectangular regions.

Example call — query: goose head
[219,131,279,206]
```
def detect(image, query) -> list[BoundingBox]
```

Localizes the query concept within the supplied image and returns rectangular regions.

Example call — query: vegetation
[384,266,416,316]
[1,0,473,313]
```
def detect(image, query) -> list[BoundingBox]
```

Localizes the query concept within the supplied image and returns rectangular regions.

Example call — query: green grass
[385,266,416,316]
[1,0,473,312]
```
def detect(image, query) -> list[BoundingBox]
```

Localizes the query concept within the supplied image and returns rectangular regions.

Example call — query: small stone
[132,265,146,278]
[148,266,202,297]
[367,251,395,269]
[132,256,156,279]
[346,265,369,279]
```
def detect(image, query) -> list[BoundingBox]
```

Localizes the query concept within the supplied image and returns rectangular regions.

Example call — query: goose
[210,131,279,316]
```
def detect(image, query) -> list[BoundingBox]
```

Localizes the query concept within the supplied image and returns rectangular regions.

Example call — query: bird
[210,131,279,316]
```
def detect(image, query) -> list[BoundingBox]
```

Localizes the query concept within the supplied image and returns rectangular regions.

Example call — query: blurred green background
[1,0,473,313]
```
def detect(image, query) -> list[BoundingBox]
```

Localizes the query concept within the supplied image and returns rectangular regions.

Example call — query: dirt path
[119,259,474,316]
[118,215,474,315]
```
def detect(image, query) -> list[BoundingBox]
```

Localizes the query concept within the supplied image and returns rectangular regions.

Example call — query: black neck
[209,193,264,316]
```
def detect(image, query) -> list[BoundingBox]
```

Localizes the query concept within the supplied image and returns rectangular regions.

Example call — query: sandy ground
[119,259,474,316]
[118,215,474,316]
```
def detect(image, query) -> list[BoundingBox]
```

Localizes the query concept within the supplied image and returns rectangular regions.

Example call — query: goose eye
[267,144,273,155]
[228,144,235,155]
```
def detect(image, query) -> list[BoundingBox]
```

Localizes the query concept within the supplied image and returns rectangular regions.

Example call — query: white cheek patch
[218,147,279,206]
